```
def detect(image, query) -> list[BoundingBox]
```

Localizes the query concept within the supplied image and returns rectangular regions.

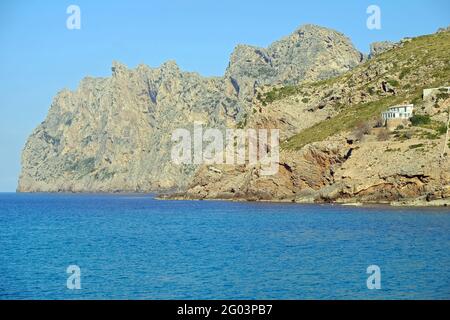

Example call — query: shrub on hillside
[353,121,372,140]
[437,124,448,135]
[410,114,431,126]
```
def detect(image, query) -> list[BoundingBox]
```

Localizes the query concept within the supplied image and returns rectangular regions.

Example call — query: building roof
[385,104,413,111]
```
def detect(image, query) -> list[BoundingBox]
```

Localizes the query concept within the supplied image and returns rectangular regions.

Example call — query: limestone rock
[18,24,363,192]
[170,28,450,205]
[369,41,396,58]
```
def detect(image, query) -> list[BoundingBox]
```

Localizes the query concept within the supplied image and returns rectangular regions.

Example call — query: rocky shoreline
[158,30,450,208]
[157,193,449,207]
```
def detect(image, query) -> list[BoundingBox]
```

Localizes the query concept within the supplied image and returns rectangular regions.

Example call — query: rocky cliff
[165,29,450,206]
[18,24,363,192]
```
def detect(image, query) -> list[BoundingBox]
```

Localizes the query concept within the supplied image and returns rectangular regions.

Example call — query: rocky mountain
[225,24,363,99]
[18,24,363,192]
[165,28,450,206]
[369,41,396,58]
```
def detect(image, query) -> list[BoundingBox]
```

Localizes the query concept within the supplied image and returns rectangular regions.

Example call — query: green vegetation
[394,129,413,141]
[237,114,248,129]
[67,157,96,178]
[402,84,412,90]
[417,130,440,140]
[261,30,450,107]
[410,114,431,126]
[387,79,399,87]
[258,74,349,105]
[436,92,449,101]
[399,67,411,80]
[411,116,447,135]
[437,123,448,135]
[266,30,450,150]
[258,85,301,105]
[283,95,403,149]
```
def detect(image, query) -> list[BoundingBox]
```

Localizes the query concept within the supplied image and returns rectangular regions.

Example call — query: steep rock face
[168,132,450,205]
[225,24,363,100]
[18,24,363,192]
[164,136,350,202]
[19,62,236,192]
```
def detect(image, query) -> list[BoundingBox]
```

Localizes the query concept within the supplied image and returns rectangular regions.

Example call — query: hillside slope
[172,29,450,205]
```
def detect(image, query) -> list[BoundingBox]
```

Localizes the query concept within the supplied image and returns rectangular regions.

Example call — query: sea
[0,193,449,300]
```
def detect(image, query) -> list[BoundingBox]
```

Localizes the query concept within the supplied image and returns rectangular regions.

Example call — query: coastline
[156,192,450,208]
[12,189,450,208]
[10,190,449,208]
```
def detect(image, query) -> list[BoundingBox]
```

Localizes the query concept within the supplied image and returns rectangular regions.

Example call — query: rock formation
[369,41,396,58]
[165,29,450,206]
[19,24,450,206]
[18,24,363,192]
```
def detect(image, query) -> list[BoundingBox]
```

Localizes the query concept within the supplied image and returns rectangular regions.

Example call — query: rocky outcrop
[19,61,234,192]
[226,24,363,98]
[168,132,450,206]
[162,135,350,202]
[369,41,396,58]
[166,29,450,206]
[18,24,363,192]
[437,25,450,33]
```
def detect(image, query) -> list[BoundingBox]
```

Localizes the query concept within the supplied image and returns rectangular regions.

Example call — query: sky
[0,0,449,192]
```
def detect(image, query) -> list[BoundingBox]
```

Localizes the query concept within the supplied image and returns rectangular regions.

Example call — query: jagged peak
[296,24,351,42]
[111,60,128,76]
[232,44,263,52]
[134,61,180,74]
[230,24,347,54]
[294,23,336,33]
[267,23,357,54]
[160,60,179,70]
[228,44,267,62]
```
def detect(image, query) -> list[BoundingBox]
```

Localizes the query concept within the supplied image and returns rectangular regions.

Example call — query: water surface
[0,193,449,299]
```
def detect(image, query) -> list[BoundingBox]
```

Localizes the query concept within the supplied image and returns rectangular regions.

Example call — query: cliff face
[171,132,450,205]
[225,24,363,99]
[167,29,450,205]
[18,24,363,192]
[19,62,233,192]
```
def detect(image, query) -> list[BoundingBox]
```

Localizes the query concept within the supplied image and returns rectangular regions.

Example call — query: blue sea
[0,193,449,300]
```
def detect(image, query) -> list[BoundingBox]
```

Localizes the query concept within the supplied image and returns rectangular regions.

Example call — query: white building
[381,104,414,124]
[423,87,450,99]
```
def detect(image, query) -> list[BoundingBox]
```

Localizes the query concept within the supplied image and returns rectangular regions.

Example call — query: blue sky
[0,0,449,192]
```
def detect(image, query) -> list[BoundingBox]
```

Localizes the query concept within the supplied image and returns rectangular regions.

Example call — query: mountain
[18,24,363,192]
[225,24,364,98]
[165,28,450,206]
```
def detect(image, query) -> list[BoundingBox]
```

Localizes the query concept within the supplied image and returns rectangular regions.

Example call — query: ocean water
[0,193,449,300]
